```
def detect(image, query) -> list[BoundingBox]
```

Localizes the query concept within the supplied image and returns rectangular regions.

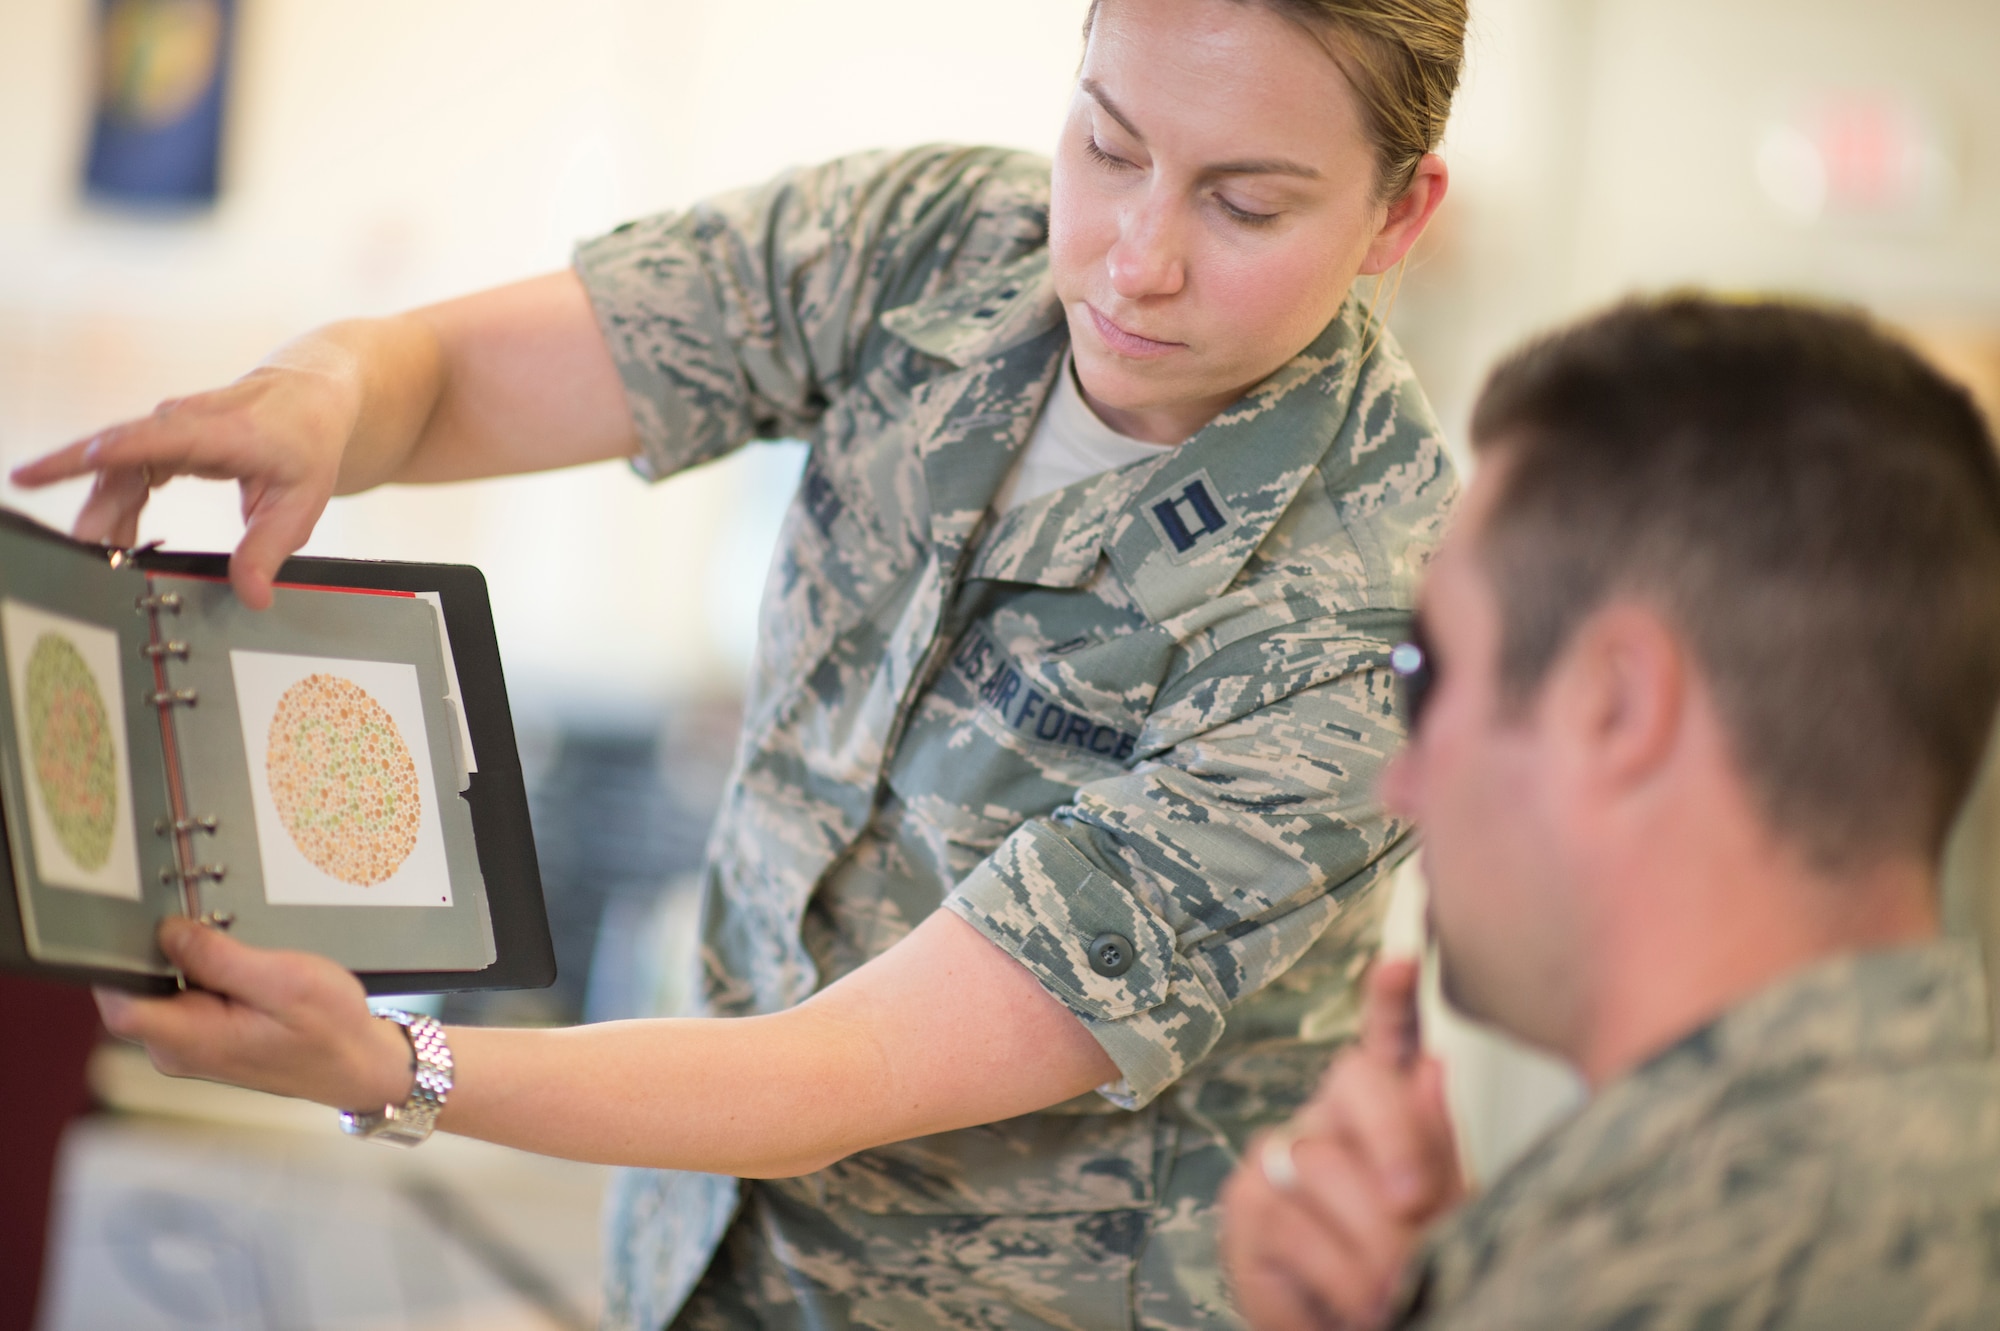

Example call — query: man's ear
[1546,601,1687,795]
[1359,153,1449,276]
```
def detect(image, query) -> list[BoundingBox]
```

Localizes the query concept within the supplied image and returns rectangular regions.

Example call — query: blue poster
[83,0,235,207]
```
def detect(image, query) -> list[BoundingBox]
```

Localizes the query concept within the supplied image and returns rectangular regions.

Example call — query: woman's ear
[1359,153,1449,276]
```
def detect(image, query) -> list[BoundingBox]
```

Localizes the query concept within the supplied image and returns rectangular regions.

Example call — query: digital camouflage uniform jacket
[1393,941,2000,1330]
[575,144,1456,1331]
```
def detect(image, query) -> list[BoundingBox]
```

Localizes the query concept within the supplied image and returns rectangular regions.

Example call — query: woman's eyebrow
[1202,156,1323,181]
[1081,79,1147,141]
[1079,78,1323,181]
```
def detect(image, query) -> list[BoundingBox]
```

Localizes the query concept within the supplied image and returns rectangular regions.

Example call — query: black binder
[0,507,554,996]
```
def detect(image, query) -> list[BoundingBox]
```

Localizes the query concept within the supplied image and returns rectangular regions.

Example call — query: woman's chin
[1075,345,1173,399]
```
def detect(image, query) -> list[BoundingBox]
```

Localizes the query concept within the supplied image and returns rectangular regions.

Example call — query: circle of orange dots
[266,673,421,886]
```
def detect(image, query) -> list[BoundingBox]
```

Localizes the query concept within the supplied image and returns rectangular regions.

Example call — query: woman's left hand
[95,917,413,1113]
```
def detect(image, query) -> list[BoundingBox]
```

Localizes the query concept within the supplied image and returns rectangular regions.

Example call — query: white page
[0,599,144,900]
[229,649,453,908]
[414,591,476,781]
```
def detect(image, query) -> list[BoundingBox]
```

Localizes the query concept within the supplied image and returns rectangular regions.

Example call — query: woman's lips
[1086,304,1183,359]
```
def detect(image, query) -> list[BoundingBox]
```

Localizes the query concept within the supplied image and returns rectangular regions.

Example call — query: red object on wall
[0,975,101,1331]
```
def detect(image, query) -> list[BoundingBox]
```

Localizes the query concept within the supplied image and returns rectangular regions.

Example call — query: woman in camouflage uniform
[27,0,1468,1326]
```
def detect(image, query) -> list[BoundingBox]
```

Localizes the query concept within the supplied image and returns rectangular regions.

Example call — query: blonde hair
[1082,0,1467,200]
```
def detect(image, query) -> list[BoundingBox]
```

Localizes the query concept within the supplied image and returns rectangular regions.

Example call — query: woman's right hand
[11,273,636,609]
[9,342,368,611]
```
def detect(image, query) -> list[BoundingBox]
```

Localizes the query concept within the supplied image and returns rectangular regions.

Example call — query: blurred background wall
[4,0,1996,705]
[2,0,1997,1326]
[0,0,1091,705]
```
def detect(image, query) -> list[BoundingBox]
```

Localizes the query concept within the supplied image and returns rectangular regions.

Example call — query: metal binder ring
[154,815,219,837]
[159,864,226,884]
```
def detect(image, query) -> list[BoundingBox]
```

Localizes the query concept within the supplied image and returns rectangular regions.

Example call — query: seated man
[1220,295,2000,1330]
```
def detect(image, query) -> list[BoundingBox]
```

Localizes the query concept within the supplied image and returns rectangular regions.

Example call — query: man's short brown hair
[1470,295,2000,871]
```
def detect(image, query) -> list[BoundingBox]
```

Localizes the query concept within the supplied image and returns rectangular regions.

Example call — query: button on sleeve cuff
[943,820,1227,1109]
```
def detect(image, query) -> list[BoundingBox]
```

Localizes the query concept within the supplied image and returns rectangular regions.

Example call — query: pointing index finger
[9,436,103,488]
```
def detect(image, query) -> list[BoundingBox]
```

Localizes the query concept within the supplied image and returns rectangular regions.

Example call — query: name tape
[951,628,1138,760]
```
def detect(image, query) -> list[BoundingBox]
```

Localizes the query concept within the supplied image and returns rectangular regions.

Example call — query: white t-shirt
[992,355,1174,513]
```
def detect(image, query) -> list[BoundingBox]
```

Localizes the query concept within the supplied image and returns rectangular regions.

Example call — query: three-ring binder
[132,565,225,920]
[3,511,549,992]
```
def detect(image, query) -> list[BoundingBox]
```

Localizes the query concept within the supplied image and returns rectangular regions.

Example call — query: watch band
[338,1009,453,1148]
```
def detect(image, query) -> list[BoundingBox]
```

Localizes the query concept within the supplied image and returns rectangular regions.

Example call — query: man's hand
[95,917,412,1112]
[1220,958,1465,1330]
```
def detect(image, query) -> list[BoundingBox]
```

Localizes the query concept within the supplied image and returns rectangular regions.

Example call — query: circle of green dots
[281,713,408,836]
[25,633,118,871]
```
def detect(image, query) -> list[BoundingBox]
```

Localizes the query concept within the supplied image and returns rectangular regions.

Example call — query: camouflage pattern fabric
[575,144,1457,1331]
[1392,941,2000,1331]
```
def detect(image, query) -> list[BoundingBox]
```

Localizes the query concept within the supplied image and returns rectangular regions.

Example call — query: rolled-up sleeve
[945,628,1411,1108]
[572,144,1047,482]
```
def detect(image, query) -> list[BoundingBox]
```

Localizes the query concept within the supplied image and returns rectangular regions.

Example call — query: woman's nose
[1107,199,1185,300]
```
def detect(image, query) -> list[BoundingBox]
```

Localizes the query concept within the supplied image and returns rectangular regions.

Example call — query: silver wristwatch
[338,1009,453,1147]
